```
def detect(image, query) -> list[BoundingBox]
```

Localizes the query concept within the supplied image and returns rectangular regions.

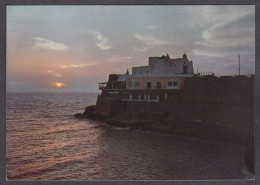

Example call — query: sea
[6,92,253,180]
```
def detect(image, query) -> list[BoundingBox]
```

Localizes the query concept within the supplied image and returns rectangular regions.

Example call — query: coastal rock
[74,105,96,119]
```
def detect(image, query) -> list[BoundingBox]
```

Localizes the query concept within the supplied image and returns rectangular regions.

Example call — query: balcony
[98,82,107,90]
[98,82,126,90]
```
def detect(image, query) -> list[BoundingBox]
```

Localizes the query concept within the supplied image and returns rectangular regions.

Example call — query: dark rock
[74,105,96,119]
[74,113,85,118]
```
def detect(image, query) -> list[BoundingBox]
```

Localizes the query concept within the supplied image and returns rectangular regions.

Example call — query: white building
[99,53,194,91]
[132,53,194,77]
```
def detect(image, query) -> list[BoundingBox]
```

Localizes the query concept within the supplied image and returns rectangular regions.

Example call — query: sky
[7,5,255,92]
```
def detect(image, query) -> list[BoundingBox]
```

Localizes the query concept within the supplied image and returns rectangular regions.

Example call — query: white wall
[132,55,194,77]
[132,66,150,76]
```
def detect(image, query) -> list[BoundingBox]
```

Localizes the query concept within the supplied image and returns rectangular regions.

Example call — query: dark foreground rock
[74,105,96,119]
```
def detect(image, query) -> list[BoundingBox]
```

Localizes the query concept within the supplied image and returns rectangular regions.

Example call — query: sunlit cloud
[56,74,62,77]
[59,65,69,69]
[69,64,90,68]
[32,37,69,51]
[57,62,99,69]
[46,70,53,73]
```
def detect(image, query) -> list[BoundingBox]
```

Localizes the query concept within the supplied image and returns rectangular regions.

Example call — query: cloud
[32,37,69,51]
[96,33,112,50]
[192,10,255,57]
[134,34,167,52]
[134,47,148,52]
[57,62,99,69]
[218,61,239,69]
[109,55,133,63]
[134,34,167,46]
[46,69,62,77]
[81,29,112,50]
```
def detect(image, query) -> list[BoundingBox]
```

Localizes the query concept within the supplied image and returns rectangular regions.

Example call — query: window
[128,82,133,87]
[183,65,188,74]
[168,79,178,88]
[134,81,140,87]
[156,82,162,89]
[146,82,152,89]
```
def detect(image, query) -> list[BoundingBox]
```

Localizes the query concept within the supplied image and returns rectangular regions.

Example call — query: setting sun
[50,82,65,88]
[55,82,64,87]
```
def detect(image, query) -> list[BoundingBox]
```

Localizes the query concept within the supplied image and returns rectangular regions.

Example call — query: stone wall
[94,75,254,134]
[93,95,126,119]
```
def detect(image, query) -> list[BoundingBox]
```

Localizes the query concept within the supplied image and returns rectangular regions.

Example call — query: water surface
[6,92,252,180]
